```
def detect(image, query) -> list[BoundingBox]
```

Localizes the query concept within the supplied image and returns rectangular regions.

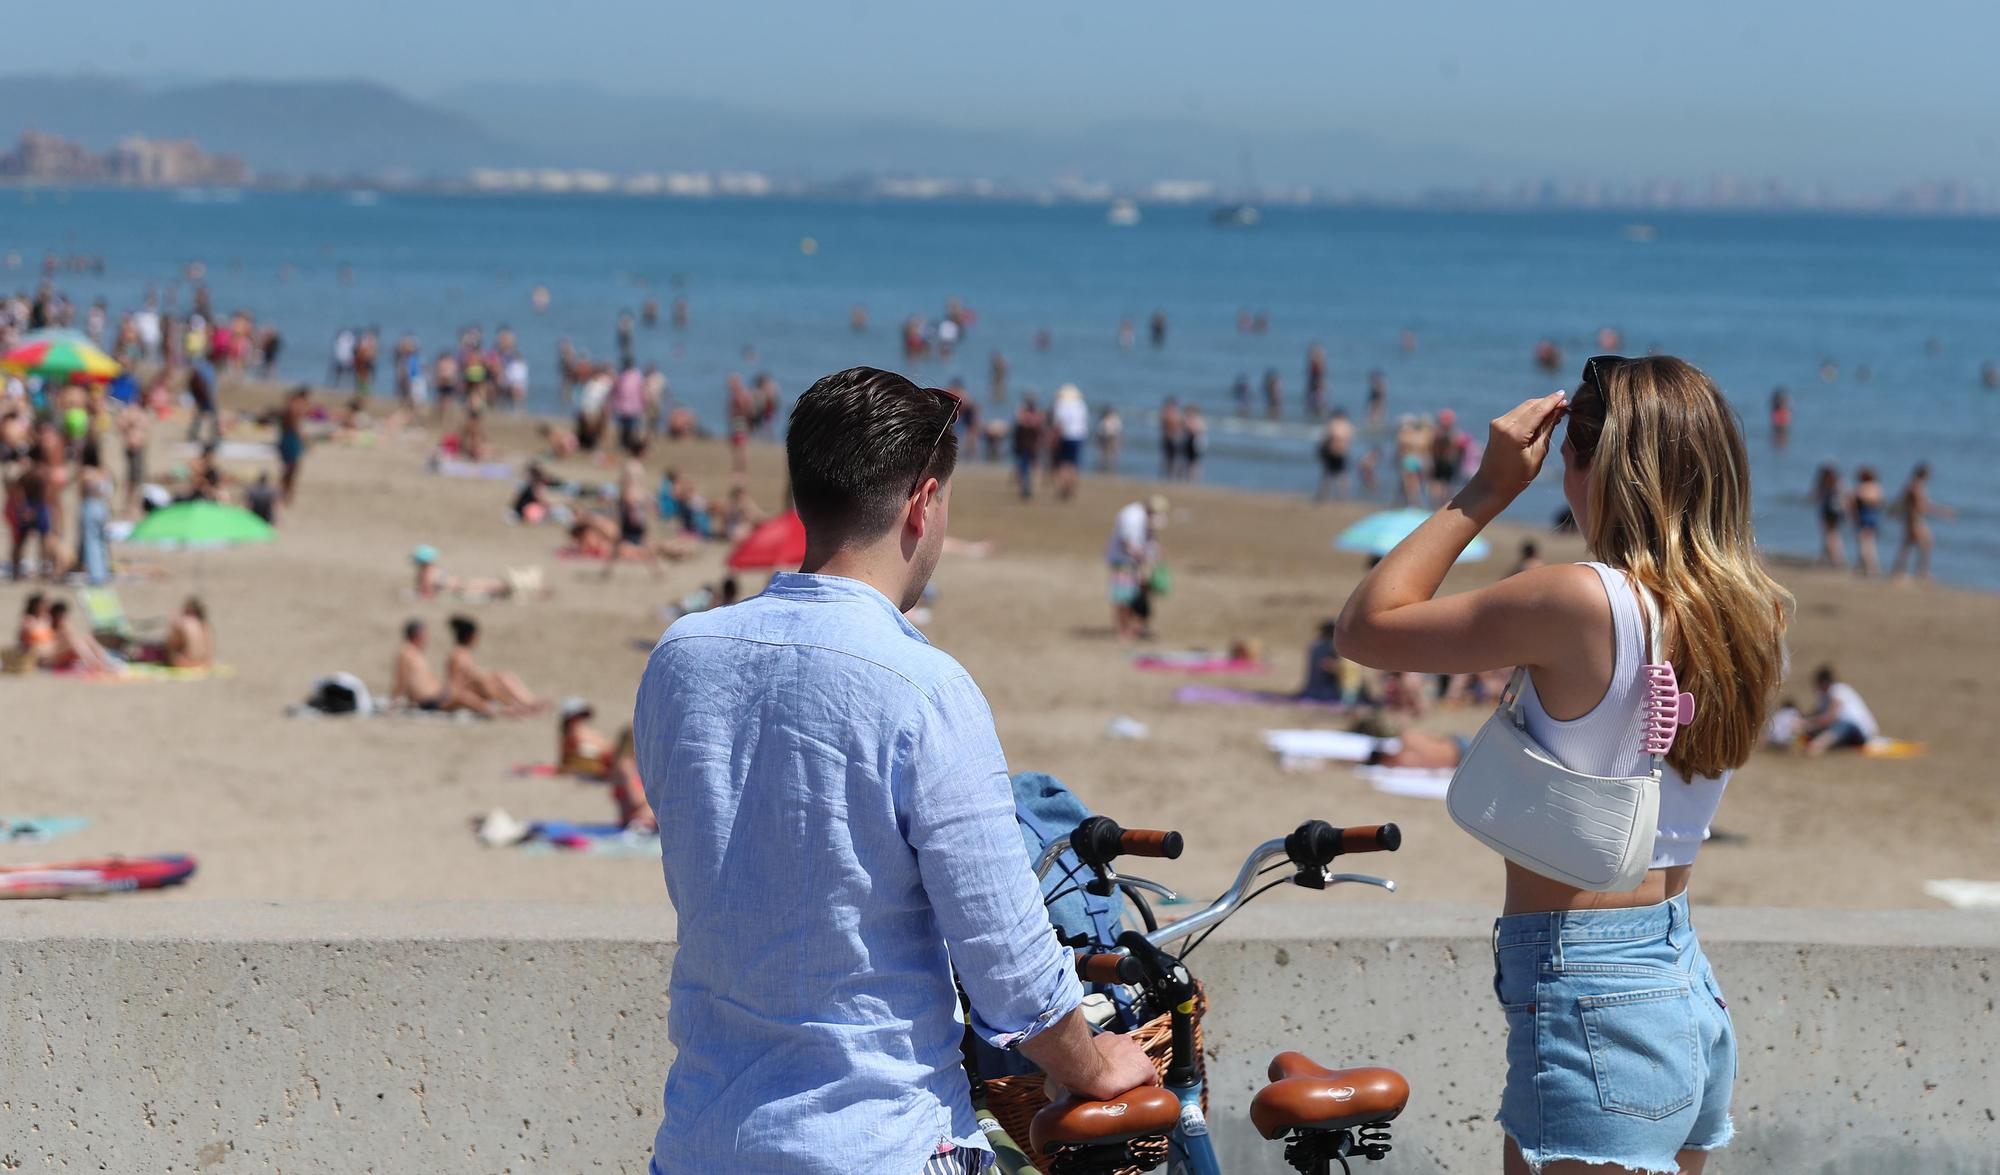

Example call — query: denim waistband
[1492,891,1692,950]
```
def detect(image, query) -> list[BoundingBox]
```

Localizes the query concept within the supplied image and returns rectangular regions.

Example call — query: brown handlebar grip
[1337,823,1402,854]
[1117,828,1185,859]
[1077,952,1143,985]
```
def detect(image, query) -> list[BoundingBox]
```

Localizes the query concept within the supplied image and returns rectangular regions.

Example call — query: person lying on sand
[46,600,118,673]
[389,619,489,716]
[410,545,515,602]
[1367,729,1465,769]
[607,725,656,834]
[445,614,545,717]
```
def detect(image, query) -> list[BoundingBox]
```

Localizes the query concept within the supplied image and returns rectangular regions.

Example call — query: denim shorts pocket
[1577,985,1700,1119]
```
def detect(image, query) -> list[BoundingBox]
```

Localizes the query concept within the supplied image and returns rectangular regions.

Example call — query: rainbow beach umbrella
[1,329,123,383]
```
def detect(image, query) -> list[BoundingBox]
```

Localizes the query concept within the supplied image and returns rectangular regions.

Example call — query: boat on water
[1211,203,1260,227]
[1106,198,1141,227]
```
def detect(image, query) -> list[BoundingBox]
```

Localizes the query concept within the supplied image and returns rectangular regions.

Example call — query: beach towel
[1132,651,1268,675]
[510,762,611,783]
[1175,684,1346,710]
[430,457,516,480]
[172,440,276,462]
[1263,729,1381,768]
[0,816,88,845]
[1860,737,1927,759]
[1923,879,2000,910]
[0,854,197,899]
[1356,765,1454,800]
[48,663,233,682]
[474,812,659,856]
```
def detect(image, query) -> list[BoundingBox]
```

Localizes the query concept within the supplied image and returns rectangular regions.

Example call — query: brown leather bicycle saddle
[1030,1085,1181,1152]
[1249,1052,1409,1140]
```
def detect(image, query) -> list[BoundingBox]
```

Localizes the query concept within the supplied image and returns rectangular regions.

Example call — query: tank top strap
[1577,561,1650,675]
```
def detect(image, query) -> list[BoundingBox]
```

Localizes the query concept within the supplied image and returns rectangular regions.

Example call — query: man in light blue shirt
[637,367,1157,1174]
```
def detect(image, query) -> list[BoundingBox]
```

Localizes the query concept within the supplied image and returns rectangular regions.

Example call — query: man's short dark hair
[403,618,424,642]
[786,367,958,546]
[1814,665,1836,689]
[449,615,478,646]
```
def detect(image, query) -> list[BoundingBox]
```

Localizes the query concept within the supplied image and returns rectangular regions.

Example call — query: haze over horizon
[7,0,1997,194]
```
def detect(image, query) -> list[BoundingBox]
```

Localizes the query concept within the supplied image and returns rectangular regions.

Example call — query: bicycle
[965,815,1411,1175]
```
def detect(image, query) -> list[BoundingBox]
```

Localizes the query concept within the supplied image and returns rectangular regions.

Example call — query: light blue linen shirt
[636,572,1082,1174]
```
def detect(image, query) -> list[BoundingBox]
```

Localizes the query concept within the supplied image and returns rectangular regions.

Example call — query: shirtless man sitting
[161,597,214,670]
[390,618,489,715]
[445,614,545,716]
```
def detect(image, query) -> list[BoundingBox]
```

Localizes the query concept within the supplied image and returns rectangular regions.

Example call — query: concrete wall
[3,901,1994,1173]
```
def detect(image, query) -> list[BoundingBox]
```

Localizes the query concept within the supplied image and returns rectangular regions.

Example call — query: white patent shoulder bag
[1445,585,1693,892]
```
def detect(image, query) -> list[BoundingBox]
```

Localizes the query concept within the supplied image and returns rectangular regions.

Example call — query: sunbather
[557,698,617,778]
[46,600,118,673]
[389,618,489,716]
[160,597,213,670]
[445,614,545,716]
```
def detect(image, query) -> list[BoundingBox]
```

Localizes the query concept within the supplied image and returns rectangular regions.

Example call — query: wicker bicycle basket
[981,985,1207,1174]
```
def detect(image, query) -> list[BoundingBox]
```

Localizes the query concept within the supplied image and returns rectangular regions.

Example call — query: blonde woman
[1337,356,1790,1174]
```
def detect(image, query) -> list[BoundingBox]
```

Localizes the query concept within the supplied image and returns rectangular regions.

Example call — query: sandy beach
[4,379,1994,913]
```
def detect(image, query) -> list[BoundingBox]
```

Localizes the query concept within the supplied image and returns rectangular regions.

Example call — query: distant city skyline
[7,0,1997,196]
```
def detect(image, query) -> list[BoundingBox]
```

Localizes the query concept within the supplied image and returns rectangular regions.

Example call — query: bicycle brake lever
[1324,872,1396,893]
[1104,873,1181,902]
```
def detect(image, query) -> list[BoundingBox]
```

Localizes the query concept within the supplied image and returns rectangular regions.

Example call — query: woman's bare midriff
[1503,860,1693,915]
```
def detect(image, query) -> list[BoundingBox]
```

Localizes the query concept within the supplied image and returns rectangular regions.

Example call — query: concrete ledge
[4,902,1994,1172]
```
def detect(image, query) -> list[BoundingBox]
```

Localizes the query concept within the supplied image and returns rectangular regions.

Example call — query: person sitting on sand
[389,619,485,715]
[445,614,545,717]
[159,597,213,670]
[1298,619,1363,704]
[607,725,656,834]
[717,484,765,542]
[1802,664,1880,755]
[557,698,617,778]
[46,600,118,674]
[513,464,553,523]
[12,593,56,668]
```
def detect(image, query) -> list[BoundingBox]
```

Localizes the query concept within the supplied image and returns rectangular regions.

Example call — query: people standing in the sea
[1117,317,1136,351]
[1305,343,1329,419]
[725,374,754,475]
[1149,310,1167,348]
[329,327,355,387]
[1230,374,1251,418]
[1049,384,1089,501]
[258,325,283,378]
[1262,367,1283,420]
[1533,337,1562,371]
[277,386,309,505]
[987,350,1008,403]
[671,297,688,329]
[1010,392,1045,501]
[1181,405,1208,482]
[352,328,379,399]
[1889,463,1954,581]
[1315,410,1354,501]
[1851,465,1886,576]
[1394,414,1431,507]
[1980,361,1997,389]
[1812,464,1847,569]
[1769,388,1792,448]
[1158,396,1185,479]
[1096,405,1122,473]
[1366,370,1388,430]
[1428,408,1470,502]
[616,311,636,369]
[849,303,867,333]
[612,361,649,457]
[901,315,928,361]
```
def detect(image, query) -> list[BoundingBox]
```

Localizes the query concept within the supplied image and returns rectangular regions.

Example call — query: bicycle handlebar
[1033,816,1184,882]
[1142,820,1400,952]
[1076,951,1145,986]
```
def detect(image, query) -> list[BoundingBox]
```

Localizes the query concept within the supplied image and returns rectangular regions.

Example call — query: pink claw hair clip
[1642,662,1695,756]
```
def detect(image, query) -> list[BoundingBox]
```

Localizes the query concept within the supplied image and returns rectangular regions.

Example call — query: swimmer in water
[1769,388,1792,448]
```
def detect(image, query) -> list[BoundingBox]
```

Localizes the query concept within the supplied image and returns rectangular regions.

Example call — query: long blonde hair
[1567,356,1792,779]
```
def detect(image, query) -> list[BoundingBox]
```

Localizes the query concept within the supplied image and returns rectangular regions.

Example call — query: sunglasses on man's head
[909,389,959,494]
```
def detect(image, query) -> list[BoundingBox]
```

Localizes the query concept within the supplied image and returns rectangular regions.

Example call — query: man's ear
[907,477,939,537]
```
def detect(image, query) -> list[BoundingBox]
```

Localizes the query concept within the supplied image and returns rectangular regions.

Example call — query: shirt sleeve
[904,673,1083,1050]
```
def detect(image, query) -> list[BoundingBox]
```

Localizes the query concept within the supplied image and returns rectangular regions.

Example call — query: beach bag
[1145,563,1173,596]
[1445,584,1690,892]
[306,672,371,716]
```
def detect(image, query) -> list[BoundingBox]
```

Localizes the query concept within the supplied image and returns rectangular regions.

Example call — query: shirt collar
[762,572,931,645]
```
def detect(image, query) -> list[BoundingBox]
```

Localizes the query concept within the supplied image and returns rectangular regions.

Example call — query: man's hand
[1023,1013,1162,1103]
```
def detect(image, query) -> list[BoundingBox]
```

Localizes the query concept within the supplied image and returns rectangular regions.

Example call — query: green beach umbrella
[1335,508,1491,563]
[127,502,276,548]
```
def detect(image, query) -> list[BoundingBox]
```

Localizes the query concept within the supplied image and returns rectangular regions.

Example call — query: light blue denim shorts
[1492,892,1735,1173]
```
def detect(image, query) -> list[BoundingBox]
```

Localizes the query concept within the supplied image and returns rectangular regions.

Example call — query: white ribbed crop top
[1517,561,1726,869]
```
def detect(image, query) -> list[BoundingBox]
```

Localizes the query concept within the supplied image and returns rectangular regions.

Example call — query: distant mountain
[434,81,1510,193]
[0,75,519,176]
[0,72,1511,191]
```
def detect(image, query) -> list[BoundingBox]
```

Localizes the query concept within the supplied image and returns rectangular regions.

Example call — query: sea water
[7,189,1996,588]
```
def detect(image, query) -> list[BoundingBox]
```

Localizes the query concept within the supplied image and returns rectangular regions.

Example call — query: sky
[19,0,2000,191]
